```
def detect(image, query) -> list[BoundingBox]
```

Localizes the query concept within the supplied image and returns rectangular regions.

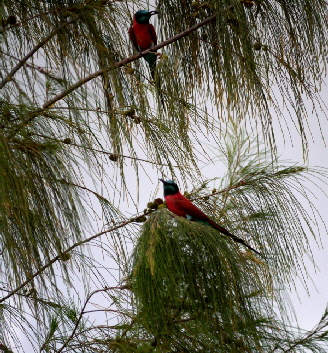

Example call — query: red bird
[160,179,261,256]
[128,10,158,79]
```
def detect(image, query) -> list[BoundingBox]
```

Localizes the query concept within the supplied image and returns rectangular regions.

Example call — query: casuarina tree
[0,1,327,352]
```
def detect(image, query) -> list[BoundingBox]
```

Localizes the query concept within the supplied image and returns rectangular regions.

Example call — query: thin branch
[30,132,176,166]
[5,14,217,134]
[0,17,77,89]
[1,7,76,33]
[0,256,60,304]
[193,180,249,201]
[60,179,108,200]
[82,309,126,314]
[70,143,175,166]
[55,286,129,353]
[193,168,306,201]
[0,50,62,80]
[1,0,129,34]
[42,14,217,109]
[0,211,151,304]
[282,312,328,353]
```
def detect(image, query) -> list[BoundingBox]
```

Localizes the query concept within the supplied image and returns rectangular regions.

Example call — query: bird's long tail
[207,220,263,257]
[144,53,165,108]
[144,53,157,80]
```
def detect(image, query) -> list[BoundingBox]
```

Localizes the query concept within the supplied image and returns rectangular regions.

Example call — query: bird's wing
[174,198,233,236]
[173,198,211,222]
[128,27,139,51]
[173,196,262,256]
[149,24,157,45]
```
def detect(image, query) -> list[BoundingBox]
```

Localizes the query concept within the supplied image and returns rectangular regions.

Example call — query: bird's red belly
[165,196,187,218]
[134,24,154,50]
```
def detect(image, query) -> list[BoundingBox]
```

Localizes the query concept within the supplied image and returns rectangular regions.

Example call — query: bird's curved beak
[159,179,164,183]
[149,10,159,16]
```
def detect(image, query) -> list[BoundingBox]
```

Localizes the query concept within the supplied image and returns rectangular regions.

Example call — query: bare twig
[0,50,62,80]
[6,14,217,134]
[0,211,151,304]
[0,17,77,89]
[70,143,174,166]
[31,132,177,166]
[42,14,217,109]
[56,286,129,353]
[1,7,75,33]
[281,312,328,353]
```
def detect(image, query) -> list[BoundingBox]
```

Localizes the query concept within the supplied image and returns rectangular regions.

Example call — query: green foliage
[1,0,327,160]
[129,150,327,350]
[0,105,84,287]
[0,0,327,352]
[131,209,268,349]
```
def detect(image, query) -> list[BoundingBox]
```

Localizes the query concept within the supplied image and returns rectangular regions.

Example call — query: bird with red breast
[160,179,262,256]
[129,10,159,79]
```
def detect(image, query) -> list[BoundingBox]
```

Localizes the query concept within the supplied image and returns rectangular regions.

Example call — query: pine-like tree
[0,1,327,352]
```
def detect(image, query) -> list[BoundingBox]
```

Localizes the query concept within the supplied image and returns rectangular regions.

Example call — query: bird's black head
[134,10,159,24]
[159,179,179,196]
